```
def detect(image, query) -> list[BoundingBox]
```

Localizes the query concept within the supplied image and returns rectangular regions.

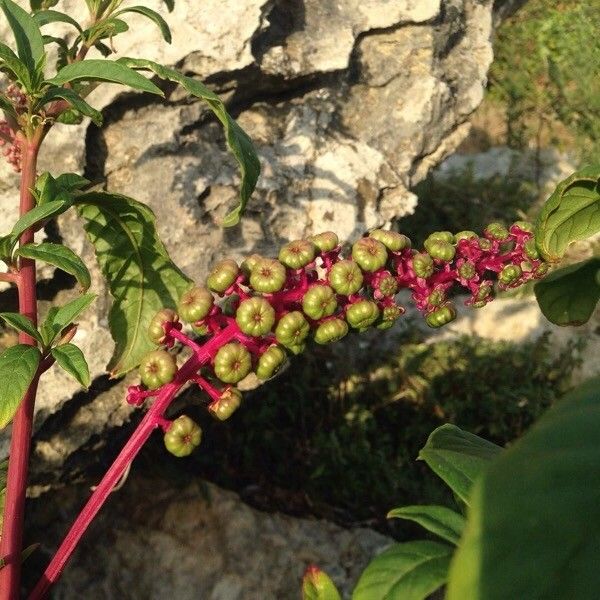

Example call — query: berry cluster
[127,224,547,457]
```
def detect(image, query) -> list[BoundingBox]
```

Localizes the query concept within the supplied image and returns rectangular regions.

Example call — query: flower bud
[369,229,411,252]
[206,259,239,293]
[139,349,177,390]
[209,387,242,421]
[328,260,363,295]
[458,261,477,280]
[499,264,522,285]
[427,289,445,308]
[256,345,287,380]
[377,273,399,297]
[148,309,179,345]
[523,238,539,260]
[236,297,276,337]
[310,231,339,253]
[275,311,310,348]
[512,220,534,233]
[163,415,202,457]
[346,299,380,330]
[484,222,510,241]
[478,237,492,251]
[177,286,214,323]
[425,304,457,328]
[424,239,456,262]
[534,263,549,277]
[314,318,348,344]
[474,282,494,303]
[377,304,403,330]
[302,285,337,320]
[249,258,287,293]
[213,342,252,384]
[351,237,388,272]
[412,253,434,278]
[454,230,477,243]
[279,239,317,269]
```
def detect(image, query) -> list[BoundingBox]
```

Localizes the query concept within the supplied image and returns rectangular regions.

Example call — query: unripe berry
[346,299,380,330]
[369,229,411,252]
[474,282,494,303]
[279,239,317,269]
[213,342,252,384]
[377,273,398,297]
[424,239,456,262]
[523,238,539,260]
[478,238,492,251]
[275,311,310,348]
[499,264,522,285]
[427,289,445,307]
[163,415,202,457]
[249,258,287,293]
[512,220,534,233]
[302,285,337,320]
[177,286,214,323]
[328,260,363,295]
[314,318,348,344]
[484,222,510,241]
[425,304,457,328]
[241,253,263,276]
[310,231,339,253]
[426,231,454,244]
[412,253,434,278]
[256,345,287,380]
[454,230,478,243]
[235,297,276,337]
[139,350,177,389]
[534,263,549,277]
[209,387,242,421]
[207,259,239,293]
[286,342,306,355]
[352,237,388,272]
[377,304,403,330]
[458,262,477,280]
[148,309,179,345]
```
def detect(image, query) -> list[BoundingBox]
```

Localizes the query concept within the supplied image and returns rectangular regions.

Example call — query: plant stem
[0,136,41,600]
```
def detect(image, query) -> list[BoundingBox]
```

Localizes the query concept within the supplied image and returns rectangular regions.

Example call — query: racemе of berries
[134,224,548,457]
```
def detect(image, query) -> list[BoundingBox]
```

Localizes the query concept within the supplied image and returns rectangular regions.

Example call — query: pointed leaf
[353,541,452,600]
[0,313,42,343]
[39,86,102,125]
[33,9,82,32]
[418,424,502,505]
[161,0,174,12]
[77,192,191,375]
[116,6,171,43]
[42,293,96,344]
[118,58,260,226]
[47,59,163,96]
[302,566,342,600]
[388,505,465,545]
[10,198,69,242]
[51,343,90,388]
[447,378,600,600]
[17,242,91,290]
[0,344,41,428]
[55,173,90,191]
[0,42,33,90]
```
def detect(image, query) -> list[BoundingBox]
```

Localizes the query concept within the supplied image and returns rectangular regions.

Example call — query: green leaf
[302,566,342,600]
[353,541,452,600]
[83,17,128,42]
[47,60,163,96]
[17,242,91,291]
[51,343,90,388]
[118,58,260,226]
[388,505,465,545]
[0,0,45,75]
[10,198,69,242]
[161,0,174,12]
[447,377,600,600]
[534,258,600,326]
[115,6,171,43]
[535,166,600,261]
[77,192,191,376]
[0,344,41,428]
[0,313,42,343]
[33,9,82,32]
[55,173,90,191]
[39,86,102,126]
[0,42,33,90]
[41,293,96,345]
[418,425,502,505]
[0,235,12,262]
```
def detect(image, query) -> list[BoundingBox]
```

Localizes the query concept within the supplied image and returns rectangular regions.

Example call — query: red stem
[0,136,41,600]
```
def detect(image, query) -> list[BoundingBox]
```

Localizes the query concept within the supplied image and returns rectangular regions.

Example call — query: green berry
[523,238,539,260]
[499,264,522,285]
[377,273,398,297]
[314,318,348,344]
[426,231,454,244]
[148,309,179,345]
[534,263,549,277]
[424,239,456,262]
[352,238,388,272]
[485,222,510,241]
[286,342,306,355]
[177,286,214,323]
[513,220,534,233]
[377,304,403,329]
[209,387,242,421]
[249,258,287,293]
[240,253,263,277]
[475,282,494,302]
[478,238,492,251]
[302,285,337,320]
[275,311,310,348]
[425,304,457,328]
[139,350,177,390]
[458,262,477,280]
[256,345,287,380]
[454,230,478,243]
[235,297,276,337]
[163,415,202,457]
[206,259,239,293]
[213,342,252,384]
[279,239,317,269]
[328,260,363,295]
[412,253,434,278]
[310,231,339,253]
[427,289,445,307]
[369,229,411,252]
[346,300,380,329]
